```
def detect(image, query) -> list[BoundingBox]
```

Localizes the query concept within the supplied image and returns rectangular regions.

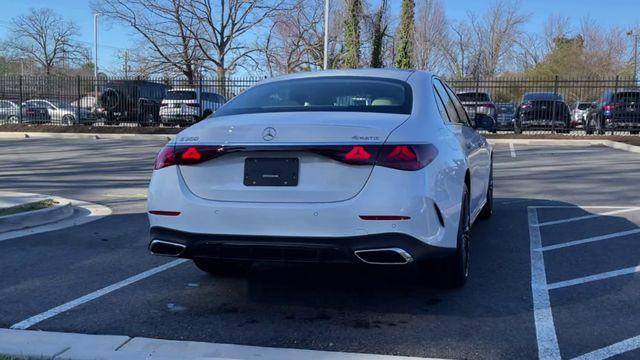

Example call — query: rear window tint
[457,93,490,102]
[577,103,591,110]
[613,92,640,104]
[166,90,197,100]
[215,76,412,116]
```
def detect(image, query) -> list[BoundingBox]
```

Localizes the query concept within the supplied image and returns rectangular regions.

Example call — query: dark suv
[514,92,571,133]
[97,80,167,126]
[585,90,640,134]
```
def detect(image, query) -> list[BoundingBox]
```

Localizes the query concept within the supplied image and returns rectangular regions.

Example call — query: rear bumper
[149,226,454,264]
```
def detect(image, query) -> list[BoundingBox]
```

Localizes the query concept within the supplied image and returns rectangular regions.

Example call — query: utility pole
[323,0,329,70]
[94,13,100,96]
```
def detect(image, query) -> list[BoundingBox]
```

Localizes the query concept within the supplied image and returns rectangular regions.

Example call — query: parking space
[529,206,640,360]
[1,139,639,359]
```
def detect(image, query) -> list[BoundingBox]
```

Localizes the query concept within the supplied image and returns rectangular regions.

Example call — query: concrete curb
[0,199,74,233]
[0,131,175,141]
[0,194,112,242]
[487,138,640,153]
[0,328,440,360]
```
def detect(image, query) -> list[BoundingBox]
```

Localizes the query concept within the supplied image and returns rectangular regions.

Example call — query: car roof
[523,92,563,99]
[259,69,418,85]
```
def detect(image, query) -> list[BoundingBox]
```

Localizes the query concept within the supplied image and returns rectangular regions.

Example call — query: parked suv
[495,103,516,130]
[23,99,96,125]
[514,92,571,133]
[585,90,640,134]
[456,91,497,133]
[159,89,226,126]
[97,80,167,126]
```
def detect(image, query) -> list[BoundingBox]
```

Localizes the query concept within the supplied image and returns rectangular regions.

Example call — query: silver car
[0,100,20,123]
[24,99,96,125]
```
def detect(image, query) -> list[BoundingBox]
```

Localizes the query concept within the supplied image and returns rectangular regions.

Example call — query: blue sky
[0,0,638,73]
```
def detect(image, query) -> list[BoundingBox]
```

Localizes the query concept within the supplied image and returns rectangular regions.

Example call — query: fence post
[552,75,559,133]
[76,76,81,125]
[18,75,23,123]
[475,76,480,122]
[199,74,203,120]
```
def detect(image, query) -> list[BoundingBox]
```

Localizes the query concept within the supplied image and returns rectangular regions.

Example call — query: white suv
[160,89,226,126]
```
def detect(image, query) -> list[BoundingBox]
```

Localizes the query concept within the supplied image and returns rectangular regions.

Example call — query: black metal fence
[0,75,638,135]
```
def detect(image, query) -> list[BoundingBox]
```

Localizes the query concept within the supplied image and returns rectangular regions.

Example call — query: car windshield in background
[49,100,71,108]
[577,103,591,110]
[215,77,412,116]
[613,92,640,104]
[166,90,197,100]
[498,105,515,113]
[457,93,490,102]
[523,93,563,101]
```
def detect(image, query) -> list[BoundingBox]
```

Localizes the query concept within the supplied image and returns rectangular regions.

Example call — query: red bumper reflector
[149,210,181,216]
[359,215,411,221]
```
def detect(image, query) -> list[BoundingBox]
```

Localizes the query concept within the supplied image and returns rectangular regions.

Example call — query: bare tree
[6,8,89,75]
[468,0,528,77]
[441,21,474,79]
[579,17,630,77]
[260,0,326,75]
[182,0,290,79]
[414,0,447,72]
[93,0,204,83]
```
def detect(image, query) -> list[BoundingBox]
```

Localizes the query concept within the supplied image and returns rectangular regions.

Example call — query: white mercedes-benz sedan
[148,69,492,287]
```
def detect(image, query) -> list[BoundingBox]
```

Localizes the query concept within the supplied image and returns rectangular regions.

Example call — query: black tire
[479,161,493,220]
[630,130,639,135]
[440,184,471,288]
[193,258,250,276]
[514,127,522,134]
[62,114,75,125]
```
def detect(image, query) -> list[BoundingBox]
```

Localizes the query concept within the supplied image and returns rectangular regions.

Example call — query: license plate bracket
[244,158,299,186]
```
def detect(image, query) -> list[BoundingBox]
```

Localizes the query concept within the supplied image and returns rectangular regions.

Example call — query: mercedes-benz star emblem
[262,127,276,141]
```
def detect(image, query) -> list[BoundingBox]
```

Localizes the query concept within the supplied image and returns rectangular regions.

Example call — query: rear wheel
[439,184,471,288]
[7,115,19,124]
[193,258,251,276]
[62,114,75,125]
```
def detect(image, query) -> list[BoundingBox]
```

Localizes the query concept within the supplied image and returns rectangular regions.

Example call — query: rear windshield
[215,76,413,116]
[457,93,490,102]
[577,103,591,110]
[497,104,515,113]
[166,90,197,100]
[613,92,640,104]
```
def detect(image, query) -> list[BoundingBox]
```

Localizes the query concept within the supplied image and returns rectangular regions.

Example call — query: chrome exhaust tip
[354,248,414,265]
[149,239,186,257]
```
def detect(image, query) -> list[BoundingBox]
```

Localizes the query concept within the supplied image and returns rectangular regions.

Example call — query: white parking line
[536,208,640,227]
[572,335,640,360]
[10,259,187,330]
[509,142,516,158]
[547,265,640,290]
[536,228,640,252]
[528,207,562,360]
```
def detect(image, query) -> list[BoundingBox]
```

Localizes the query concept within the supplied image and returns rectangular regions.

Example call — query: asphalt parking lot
[1,138,639,359]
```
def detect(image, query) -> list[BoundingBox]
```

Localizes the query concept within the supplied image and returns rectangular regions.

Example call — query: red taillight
[359,215,411,220]
[521,103,532,110]
[154,146,176,170]
[160,103,168,107]
[483,103,495,108]
[181,146,201,161]
[377,144,438,171]
[153,144,437,171]
[604,104,618,111]
[344,146,372,161]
